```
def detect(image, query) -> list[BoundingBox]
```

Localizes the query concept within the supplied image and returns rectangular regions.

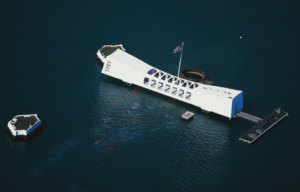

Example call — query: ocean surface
[1,0,300,191]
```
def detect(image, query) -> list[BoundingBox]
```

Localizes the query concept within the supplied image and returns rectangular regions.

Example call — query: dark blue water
[1,0,300,191]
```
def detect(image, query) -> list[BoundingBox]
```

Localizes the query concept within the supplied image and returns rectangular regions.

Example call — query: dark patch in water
[95,134,108,145]
[108,140,123,151]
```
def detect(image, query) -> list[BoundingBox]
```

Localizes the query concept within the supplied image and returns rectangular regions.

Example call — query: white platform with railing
[7,114,41,139]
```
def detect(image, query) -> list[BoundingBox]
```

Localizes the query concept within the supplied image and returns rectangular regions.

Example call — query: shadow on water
[6,126,44,142]
[28,133,90,181]
[29,117,147,181]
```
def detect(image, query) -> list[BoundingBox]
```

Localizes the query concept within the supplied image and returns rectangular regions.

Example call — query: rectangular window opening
[151,80,156,88]
[158,82,163,90]
[165,84,170,93]
[144,77,149,86]
[179,89,184,98]
[186,92,191,100]
[172,87,177,95]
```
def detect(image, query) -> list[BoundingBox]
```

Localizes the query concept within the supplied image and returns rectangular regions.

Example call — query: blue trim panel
[231,92,243,118]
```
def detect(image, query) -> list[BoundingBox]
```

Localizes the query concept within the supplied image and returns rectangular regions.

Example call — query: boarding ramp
[236,111,262,123]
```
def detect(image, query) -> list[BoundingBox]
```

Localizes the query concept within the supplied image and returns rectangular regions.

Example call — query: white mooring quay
[7,114,42,140]
[96,44,243,119]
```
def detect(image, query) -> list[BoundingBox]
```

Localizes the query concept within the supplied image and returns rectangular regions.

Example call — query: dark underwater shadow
[6,125,44,142]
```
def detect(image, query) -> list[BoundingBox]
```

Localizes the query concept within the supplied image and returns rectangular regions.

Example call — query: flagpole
[177,41,184,77]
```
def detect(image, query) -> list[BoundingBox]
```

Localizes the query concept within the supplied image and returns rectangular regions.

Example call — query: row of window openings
[147,69,199,89]
[144,78,191,100]
[147,69,231,94]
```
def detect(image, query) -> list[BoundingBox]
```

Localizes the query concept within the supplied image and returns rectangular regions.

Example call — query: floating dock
[181,111,194,121]
[7,114,42,140]
[239,108,288,144]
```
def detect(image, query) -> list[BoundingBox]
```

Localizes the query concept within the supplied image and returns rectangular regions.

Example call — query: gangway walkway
[236,111,262,123]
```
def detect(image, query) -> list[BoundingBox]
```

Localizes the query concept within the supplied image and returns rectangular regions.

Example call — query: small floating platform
[239,108,288,144]
[7,114,42,140]
[181,111,194,121]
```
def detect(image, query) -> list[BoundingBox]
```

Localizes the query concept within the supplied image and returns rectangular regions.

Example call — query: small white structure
[7,114,42,139]
[181,111,195,121]
[96,45,243,119]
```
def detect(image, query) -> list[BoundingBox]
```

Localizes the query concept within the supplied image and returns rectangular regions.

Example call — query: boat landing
[239,108,288,144]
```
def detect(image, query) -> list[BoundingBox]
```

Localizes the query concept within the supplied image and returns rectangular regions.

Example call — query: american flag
[174,45,182,54]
